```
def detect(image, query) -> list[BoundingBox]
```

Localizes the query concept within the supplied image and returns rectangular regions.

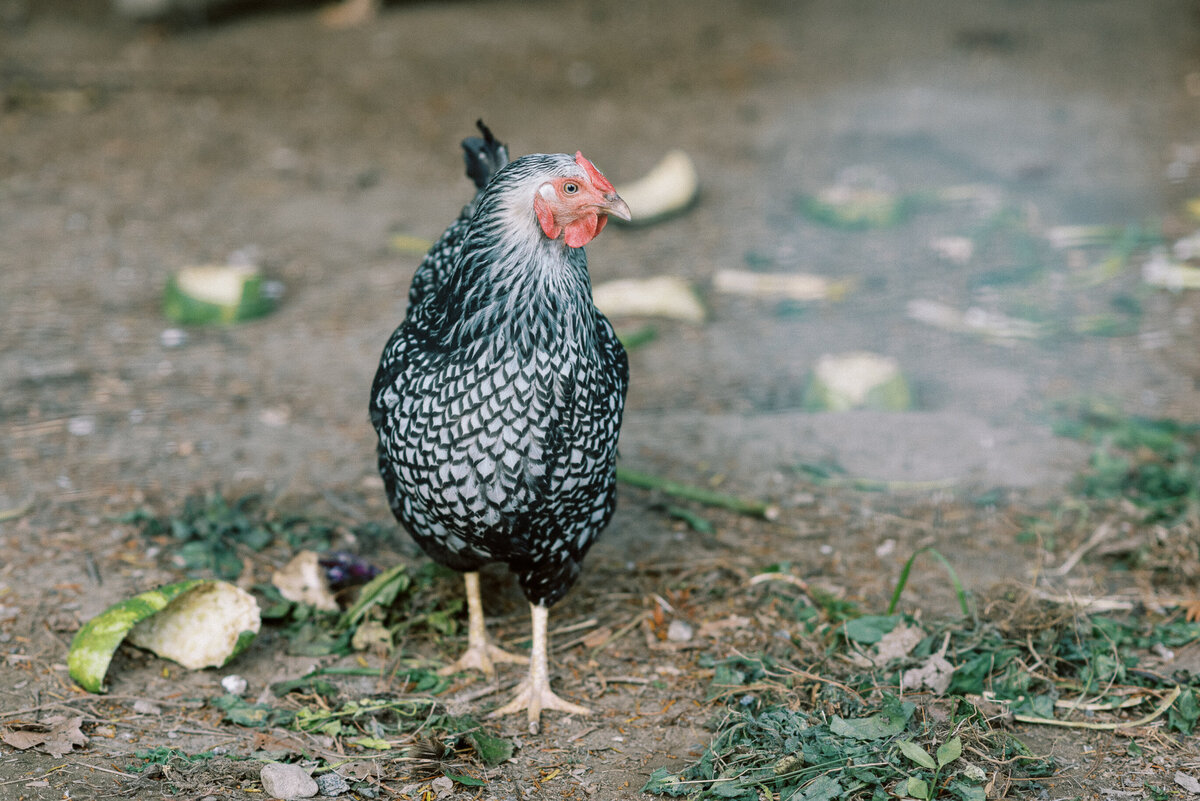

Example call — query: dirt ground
[3,1,1200,798]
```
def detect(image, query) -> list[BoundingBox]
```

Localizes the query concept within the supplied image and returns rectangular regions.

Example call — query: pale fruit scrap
[802,352,912,412]
[800,166,910,229]
[1143,247,1200,290]
[906,299,1047,343]
[163,264,278,325]
[68,580,261,693]
[592,275,706,322]
[713,269,854,302]
[614,150,699,225]
[126,582,260,670]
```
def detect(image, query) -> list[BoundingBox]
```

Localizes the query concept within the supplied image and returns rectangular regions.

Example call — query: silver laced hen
[370,123,630,733]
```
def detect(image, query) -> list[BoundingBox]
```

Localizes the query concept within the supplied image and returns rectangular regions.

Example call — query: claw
[490,678,591,735]
[487,604,591,734]
[439,640,528,679]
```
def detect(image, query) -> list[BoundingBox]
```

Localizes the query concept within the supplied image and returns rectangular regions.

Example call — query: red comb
[575,151,615,194]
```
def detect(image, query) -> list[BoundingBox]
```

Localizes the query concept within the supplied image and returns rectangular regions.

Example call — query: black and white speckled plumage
[370,135,629,608]
[406,125,510,309]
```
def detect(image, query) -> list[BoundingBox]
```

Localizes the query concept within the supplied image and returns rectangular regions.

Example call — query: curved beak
[601,192,632,222]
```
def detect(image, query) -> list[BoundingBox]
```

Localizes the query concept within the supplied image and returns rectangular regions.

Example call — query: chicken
[369,122,631,733]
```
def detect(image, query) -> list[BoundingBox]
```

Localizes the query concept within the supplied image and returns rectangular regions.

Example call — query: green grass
[646,545,1200,800]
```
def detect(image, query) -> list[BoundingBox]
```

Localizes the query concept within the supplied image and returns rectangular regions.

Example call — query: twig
[0,763,67,787]
[616,467,777,520]
[1051,521,1113,576]
[1030,588,1134,614]
[598,676,654,685]
[68,761,137,779]
[446,682,505,706]
[0,693,204,719]
[588,613,645,660]
[567,725,599,742]
[83,552,102,586]
[0,497,35,523]
[817,476,959,493]
[748,572,809,592]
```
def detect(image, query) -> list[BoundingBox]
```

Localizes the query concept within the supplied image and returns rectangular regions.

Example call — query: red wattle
[563,212,601,248]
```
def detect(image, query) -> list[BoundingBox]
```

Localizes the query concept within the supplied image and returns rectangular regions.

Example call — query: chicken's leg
[438,572,528,679]
[489,603,591,734]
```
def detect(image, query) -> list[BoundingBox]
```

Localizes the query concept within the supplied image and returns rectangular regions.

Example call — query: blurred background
[2,0,1200,508]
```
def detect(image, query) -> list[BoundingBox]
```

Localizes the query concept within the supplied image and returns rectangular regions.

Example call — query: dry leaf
[272,550,339,611]
[581,626,614,650]
[39,715,88,757]
[901,653,956,695]
[1,729,47,750]
[1175,771,1200,795]
[697,615,752,639]
[873,623,925,663]
[3,715,87,757]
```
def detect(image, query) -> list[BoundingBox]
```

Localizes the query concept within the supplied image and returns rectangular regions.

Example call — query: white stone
[260,763,318,800]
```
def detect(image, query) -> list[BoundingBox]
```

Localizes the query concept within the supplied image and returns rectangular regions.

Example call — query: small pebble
[221,674,249,695]
[160,328,187,348]
[132,699,161,715]
[315,772,350,797]
[67,416,95,436]
[1152,642,1175,662]
[260,763,318,800]
[666,619,693,642]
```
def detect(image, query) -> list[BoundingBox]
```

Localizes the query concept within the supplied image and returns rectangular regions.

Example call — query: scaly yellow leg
[489,603,591,734]
[438,572,528,679]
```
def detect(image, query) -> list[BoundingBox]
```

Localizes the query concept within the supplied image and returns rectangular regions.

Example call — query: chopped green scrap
[444,771,489,787]
[209,693,296,728]
[617,467,775,519]
[339,564,412,629]
[465,727,514,766]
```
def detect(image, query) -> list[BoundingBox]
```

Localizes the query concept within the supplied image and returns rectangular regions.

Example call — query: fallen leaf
[350,618,393,652]
[3,715,87,757]
[581,626,614,650]
[40,720,88,757]
[713,269,852,302]
[902,652,956,695]
[697,615,752,639]
[1,729,47,750]
[873,623,925,663]
[1175,771,1200,795]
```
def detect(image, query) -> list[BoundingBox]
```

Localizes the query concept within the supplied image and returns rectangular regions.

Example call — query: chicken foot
[438,572,528,679]
[489,603,591,734]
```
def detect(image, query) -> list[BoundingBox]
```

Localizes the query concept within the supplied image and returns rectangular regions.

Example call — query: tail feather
[461,119,509,190]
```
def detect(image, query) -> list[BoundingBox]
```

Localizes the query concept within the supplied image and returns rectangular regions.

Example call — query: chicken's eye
[562,182,579,195]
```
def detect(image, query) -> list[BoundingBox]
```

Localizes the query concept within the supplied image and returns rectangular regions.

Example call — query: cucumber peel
[802,352,912,412]
[163,265,277,325]
[68,579,260,693]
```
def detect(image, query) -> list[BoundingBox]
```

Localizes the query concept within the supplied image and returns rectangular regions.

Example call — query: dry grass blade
[1013,686,1181,730]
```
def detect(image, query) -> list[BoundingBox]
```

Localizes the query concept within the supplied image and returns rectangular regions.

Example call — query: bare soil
[3,1,1200,799]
